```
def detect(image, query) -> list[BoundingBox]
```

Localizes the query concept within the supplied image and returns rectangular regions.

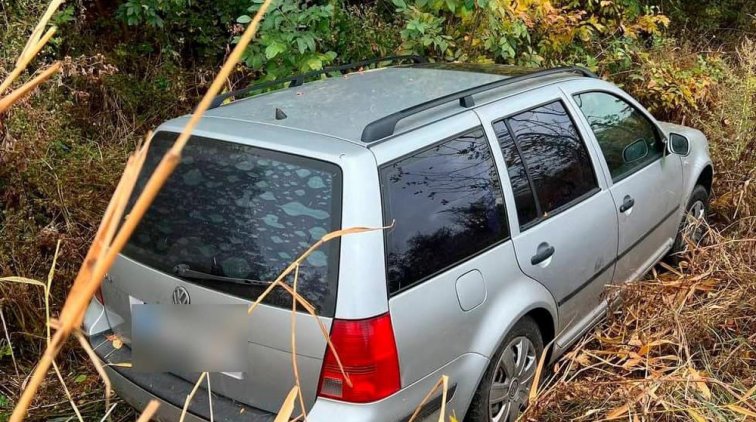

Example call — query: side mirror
[669,133,690,156]
[622,138,649,163]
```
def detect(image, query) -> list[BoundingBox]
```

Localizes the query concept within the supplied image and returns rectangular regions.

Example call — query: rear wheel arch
[523,308,555,350]
[485,304,557,362]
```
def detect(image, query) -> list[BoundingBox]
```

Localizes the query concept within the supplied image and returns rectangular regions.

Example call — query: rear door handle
[619,195,635,212]
[531,243,555,265]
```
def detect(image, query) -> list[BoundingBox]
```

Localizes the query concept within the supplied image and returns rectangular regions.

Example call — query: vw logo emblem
[172,286,190,304]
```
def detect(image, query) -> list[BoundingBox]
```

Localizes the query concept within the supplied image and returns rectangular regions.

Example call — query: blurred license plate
[131,304,247,373]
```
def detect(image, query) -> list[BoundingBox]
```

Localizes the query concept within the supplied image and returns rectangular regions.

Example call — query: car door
[562,84,683,284]
[476,90,618,340]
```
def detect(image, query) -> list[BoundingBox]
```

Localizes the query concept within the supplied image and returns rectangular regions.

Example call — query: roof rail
[360,66,598,143]
[208,55,427,109]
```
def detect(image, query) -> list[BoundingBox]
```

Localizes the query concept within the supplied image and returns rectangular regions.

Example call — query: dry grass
[524,232,755,420]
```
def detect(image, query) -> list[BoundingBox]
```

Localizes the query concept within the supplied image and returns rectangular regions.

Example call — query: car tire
[666,184,710,264]
[465,316,544,422]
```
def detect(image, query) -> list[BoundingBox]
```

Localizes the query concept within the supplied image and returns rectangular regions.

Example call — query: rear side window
[381,129,509,294]
[505,101,598,217]
[123,132,342,316]
[573,91,663,181]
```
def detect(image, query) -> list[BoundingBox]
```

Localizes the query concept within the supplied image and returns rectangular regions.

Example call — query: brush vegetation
[1,0,754,420]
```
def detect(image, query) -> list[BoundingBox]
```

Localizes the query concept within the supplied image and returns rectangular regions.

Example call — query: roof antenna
[275,107,287,120]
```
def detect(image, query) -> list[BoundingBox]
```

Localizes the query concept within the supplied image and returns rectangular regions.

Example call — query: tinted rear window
[123,132,342,316]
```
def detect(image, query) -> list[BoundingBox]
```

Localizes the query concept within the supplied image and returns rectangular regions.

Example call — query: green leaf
[74,374,87,384]
[265,41,286,59]
[305,57,323,70]
[296,38,307,54]
[237,15,251,24]
[303,33,316,52]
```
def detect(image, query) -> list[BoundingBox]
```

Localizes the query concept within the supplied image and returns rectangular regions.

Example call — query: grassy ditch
[1,1,754,419]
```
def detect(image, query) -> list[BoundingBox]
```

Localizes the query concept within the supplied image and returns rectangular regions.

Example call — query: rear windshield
[123,132,342,316]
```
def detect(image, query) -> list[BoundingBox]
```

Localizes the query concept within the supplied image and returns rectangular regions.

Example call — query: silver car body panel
[83,64,712,421]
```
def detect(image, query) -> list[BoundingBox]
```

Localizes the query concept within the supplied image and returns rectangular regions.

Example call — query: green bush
[116,0,249,60]
[236,0,337,80]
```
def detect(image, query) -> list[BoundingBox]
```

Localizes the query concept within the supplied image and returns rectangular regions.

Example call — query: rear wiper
[173,264,272,287]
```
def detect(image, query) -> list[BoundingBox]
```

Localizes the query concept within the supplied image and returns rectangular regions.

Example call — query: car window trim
[569,89,668,183]
[491,99,601,232]
[379,126,512,296]
[501,118,544,222]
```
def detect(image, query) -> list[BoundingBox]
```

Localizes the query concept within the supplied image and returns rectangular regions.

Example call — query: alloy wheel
[488,336,537,422]
[685,199,708,244]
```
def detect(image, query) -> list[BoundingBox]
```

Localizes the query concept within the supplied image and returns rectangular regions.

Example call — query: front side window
[123,133,342,316]
[381,129,508,294]
[506,101,598,216]
[573,91,663,180]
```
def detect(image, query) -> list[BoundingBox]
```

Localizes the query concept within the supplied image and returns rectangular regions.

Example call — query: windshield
[123,132,342,316]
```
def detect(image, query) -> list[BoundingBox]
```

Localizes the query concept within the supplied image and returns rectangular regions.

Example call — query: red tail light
[317,313,400,403]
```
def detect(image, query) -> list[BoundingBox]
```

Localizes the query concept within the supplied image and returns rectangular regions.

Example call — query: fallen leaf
[688,367,711,399]
[726,404,756,419]
[605,403,629,419]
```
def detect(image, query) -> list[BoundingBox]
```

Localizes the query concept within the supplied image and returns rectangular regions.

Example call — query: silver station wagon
[83,56,713,422]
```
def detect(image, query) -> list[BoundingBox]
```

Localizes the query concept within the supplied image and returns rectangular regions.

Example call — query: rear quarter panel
[387,241,558,417]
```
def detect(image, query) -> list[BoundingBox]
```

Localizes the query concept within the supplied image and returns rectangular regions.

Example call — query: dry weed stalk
[0,0,63,114]
[1,241,88,420]
[180,372,207,422]
[274,386,300,422]
[0,305,19,377]
[135,400,160,422]
[408,375,450,422]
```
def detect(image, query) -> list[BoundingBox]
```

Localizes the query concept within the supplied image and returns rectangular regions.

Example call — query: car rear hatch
[98,130,343,413]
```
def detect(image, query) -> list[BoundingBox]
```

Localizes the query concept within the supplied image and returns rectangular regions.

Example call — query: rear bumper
[92,328,476,422]
[90,332,275,422]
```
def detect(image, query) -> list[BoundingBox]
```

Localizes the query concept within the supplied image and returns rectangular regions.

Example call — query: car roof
[200,64,581,144]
